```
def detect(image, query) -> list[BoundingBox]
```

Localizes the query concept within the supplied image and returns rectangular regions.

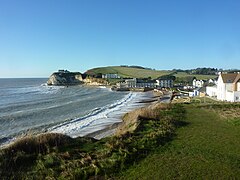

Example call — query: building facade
[156,79,173,88]
[102,74,121,79]
[217,72,240,102]
[193,79,205,88]
[117,77,174,89]
[206,86,217,97]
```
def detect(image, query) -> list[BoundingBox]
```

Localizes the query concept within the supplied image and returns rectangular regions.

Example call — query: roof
[220,73,239,83]
[196,87,206,93]
[137,79,156,83]
[233,74,240,83]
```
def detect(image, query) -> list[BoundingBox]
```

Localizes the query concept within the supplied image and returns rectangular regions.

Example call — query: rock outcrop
[47,72,83,86]
[83,76,109,86]
[47,70,110,86]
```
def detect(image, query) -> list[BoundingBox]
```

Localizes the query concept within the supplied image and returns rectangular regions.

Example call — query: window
[236,97,239,101]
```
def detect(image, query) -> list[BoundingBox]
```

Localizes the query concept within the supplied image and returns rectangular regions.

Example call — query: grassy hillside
[118,103,240,179]
[174,72,217,80]
[85,66,172,79]
[85,66,218,84]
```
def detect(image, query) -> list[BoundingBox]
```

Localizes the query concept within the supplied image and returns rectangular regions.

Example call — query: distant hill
[85,66,172,79]
[85,66,218,81]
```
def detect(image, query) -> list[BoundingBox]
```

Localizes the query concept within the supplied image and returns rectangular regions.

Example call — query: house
[125,78,137,87]
[156,78,173,88]
[208,78,218,85]
[193,79,205,88]
[217,72,240,102]
[136,79,157,88]
[188,87,207,97]
[117,78,157,88]
[194,87,206,97]
[206,85,217,97]
[102,74,120,79]
[58,70,70,73]
[116,77,174,89]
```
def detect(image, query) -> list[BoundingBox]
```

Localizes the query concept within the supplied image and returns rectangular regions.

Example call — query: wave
[48,92,137,137]
[18,84,65,95]
[0,90,150,148]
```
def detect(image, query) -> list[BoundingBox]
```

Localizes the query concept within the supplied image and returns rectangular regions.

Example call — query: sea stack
[47,70,83,86]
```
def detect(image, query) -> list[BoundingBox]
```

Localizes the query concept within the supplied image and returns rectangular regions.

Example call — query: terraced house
[217,72,240,102]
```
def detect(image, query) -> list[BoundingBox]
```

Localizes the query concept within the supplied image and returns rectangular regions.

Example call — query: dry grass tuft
[6,133,72,155]
[116,103,170,136]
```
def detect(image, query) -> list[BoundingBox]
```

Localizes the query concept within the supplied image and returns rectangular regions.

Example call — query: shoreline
[84,90,162,140]
[48,89,157,139]
[0,89,162,149]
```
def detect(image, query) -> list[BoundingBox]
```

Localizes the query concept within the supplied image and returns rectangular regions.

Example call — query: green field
[174,72,217,80]
[118,104,240,179]
[86,66,172,79]
[85,66,217,82]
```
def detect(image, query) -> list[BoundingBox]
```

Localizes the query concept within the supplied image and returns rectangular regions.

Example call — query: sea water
[0,78,150,146]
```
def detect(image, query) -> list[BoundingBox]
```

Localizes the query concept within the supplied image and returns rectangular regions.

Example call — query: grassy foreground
[118,103,240,179]
[0,103,185,179]
[1,103,239,179]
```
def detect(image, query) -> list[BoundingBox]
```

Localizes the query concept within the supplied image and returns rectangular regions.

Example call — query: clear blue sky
[0,0,240,77]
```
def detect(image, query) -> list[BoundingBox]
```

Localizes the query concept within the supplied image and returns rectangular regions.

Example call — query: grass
[198,103,240,126]
[86,66,218,85]
[174,71,217,80]
[1,102,240,179]
[0,104,184,179]
[117,104,240,179]
[86,66,172,79]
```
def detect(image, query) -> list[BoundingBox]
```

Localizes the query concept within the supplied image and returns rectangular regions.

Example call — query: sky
[0,0,240,77]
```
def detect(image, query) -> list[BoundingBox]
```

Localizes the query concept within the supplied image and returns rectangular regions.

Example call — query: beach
[49,90,157,139]
[0,78,160,147]
[86,90,168,140]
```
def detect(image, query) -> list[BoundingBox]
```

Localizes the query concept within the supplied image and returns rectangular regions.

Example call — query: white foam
[13,84,64,95]
[49,92,149,138]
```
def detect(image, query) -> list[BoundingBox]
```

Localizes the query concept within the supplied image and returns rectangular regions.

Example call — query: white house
[193,79,205,88]
[217,72,240,102]
[156,79,173,88]
[117,78,157,88]
[208,78,218,85]
[206,85,217,97]
[192,87,206,97]
[102,74,120,79]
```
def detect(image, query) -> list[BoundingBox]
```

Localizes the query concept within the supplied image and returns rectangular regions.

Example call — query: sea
[0,78,151,146]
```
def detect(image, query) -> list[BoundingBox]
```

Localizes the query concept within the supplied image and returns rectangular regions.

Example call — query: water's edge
[0,81,154,148]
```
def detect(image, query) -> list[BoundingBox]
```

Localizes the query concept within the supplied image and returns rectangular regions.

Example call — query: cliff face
[83,77,108,86]
[47,70,110,86]
[47,72,83,86]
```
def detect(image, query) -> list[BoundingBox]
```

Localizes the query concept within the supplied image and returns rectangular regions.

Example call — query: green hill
[85,66,218,84]
[85,66,172,79]
[174,72,217,80]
